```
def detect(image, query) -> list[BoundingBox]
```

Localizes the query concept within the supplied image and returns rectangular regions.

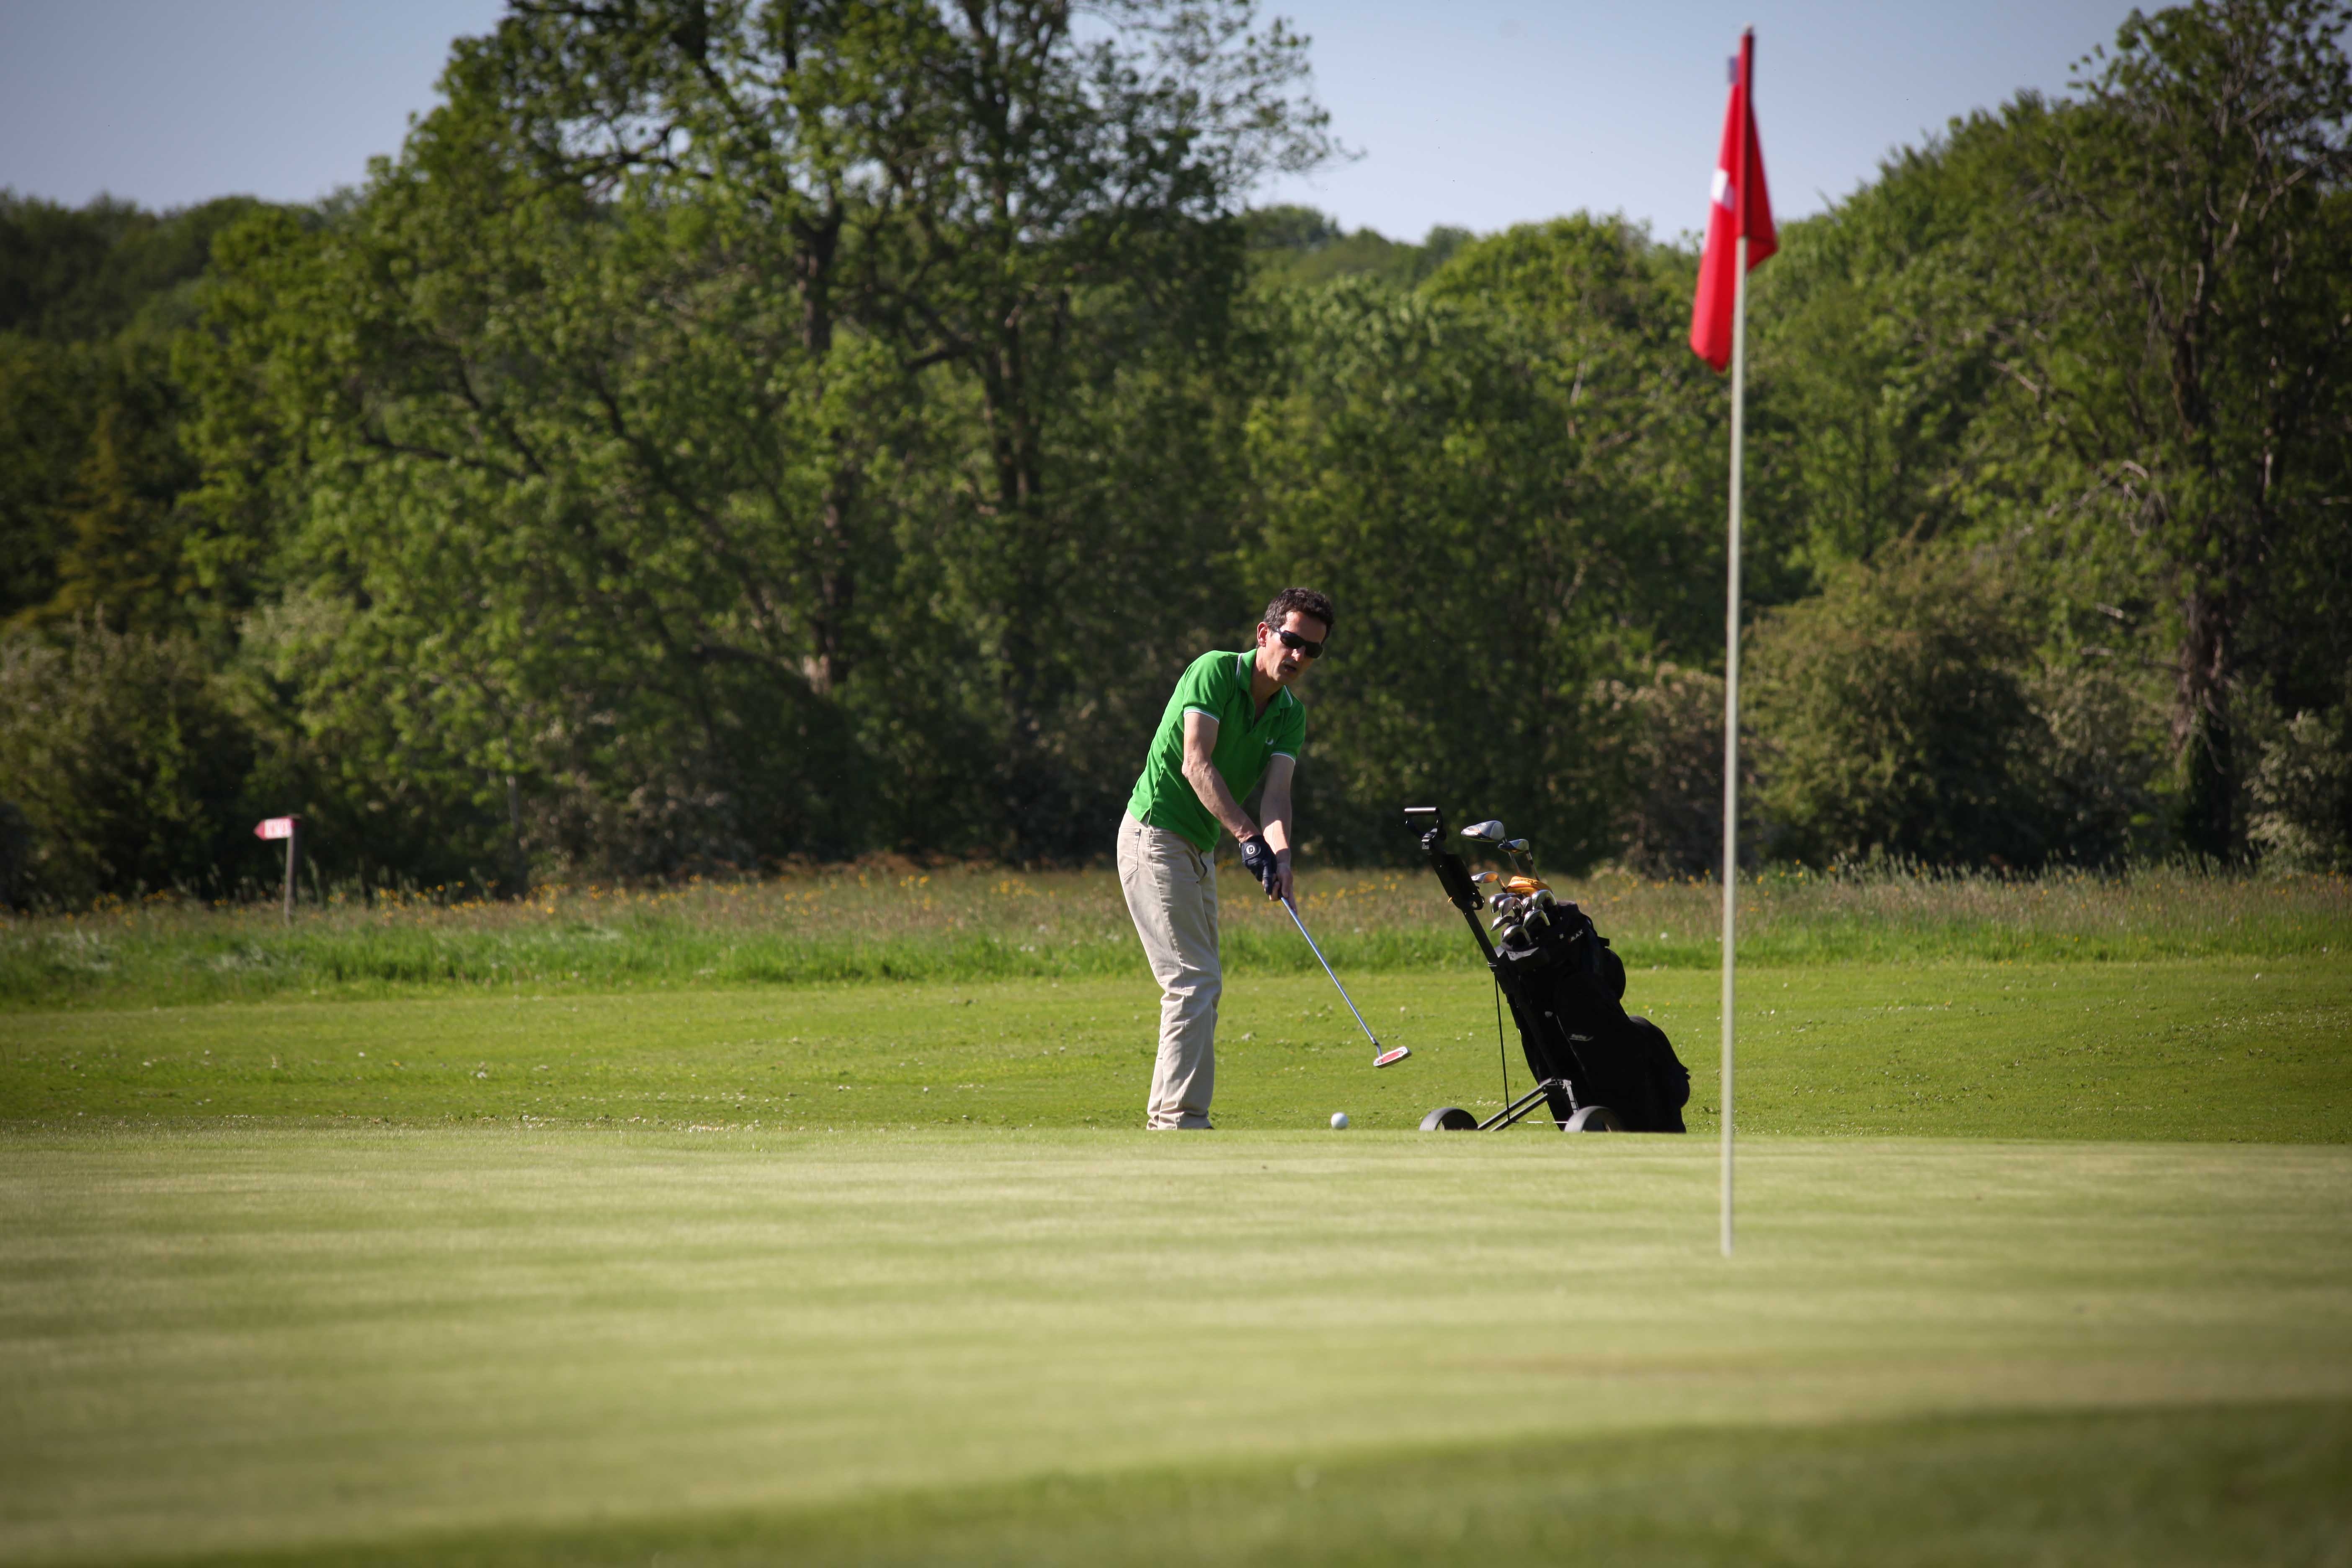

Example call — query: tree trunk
[807,472,856,696]
[2176,580,2235,859]
[797,206,856,697]
[505,771,529,897]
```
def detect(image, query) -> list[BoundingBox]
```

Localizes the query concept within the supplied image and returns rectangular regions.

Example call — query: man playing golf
[1118,587,1334,1129]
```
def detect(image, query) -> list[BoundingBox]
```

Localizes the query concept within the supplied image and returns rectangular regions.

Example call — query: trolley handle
[1403,806,1497,962]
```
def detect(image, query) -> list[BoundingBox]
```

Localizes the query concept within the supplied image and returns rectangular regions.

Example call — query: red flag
[1689,31,1776,371]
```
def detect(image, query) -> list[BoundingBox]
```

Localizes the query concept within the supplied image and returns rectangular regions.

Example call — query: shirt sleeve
[1269,696,1306,761]
[1172,651,1232,723]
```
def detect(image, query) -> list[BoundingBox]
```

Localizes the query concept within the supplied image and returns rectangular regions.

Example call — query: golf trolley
[1405,806,1691,1133]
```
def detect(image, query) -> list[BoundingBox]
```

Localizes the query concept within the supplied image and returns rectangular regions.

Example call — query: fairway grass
[2,1130,2348,1565]
[7,957,2347,1141]
[7,942,2347,1562]
[181,1404,2352,1567]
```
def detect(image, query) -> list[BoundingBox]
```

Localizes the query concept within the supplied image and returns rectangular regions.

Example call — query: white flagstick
[1721,233,1747,1259]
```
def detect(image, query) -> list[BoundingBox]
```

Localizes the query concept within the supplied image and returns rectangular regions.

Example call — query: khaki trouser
[1117,811,1220,1129]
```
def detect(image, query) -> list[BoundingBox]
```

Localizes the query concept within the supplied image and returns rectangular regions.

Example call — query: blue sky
[2,0,2140,240]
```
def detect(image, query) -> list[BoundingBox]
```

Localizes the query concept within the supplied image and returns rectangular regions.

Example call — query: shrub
[1599,664,1764,877]
[2249,707,2352,872]
[2021,659,2171,865]
[1745,544,2177,869]
[1746,545,2043,866]
[0,618,253,905]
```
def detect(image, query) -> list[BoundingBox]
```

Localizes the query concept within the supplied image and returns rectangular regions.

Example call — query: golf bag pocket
[1624,1015,1691,1132]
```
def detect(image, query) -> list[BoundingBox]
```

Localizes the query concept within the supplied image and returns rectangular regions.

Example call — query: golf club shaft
[1282,896,1380,1051]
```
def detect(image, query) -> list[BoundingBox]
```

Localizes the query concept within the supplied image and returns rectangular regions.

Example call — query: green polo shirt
[1127,650,1307,853]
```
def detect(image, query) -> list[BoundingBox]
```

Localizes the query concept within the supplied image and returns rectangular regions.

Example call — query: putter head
[1374,1045,1411,1068]
[1460,820,1508,843]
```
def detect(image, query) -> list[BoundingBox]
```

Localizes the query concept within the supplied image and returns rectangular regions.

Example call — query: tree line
[2,0,2347,907]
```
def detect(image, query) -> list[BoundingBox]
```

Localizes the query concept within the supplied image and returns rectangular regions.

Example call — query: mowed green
[3,1129,2349,1566]
[6,958,2345,1141]
[4,954,2349,1564]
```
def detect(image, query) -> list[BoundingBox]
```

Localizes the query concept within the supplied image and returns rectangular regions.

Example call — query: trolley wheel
[1420,1106,1478,1132]
[1563,1105,1623,1133]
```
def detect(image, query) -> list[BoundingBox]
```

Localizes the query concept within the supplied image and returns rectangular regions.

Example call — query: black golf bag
[1408,807,1690,1133]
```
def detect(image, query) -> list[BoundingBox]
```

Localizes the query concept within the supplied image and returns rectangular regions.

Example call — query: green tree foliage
[0,193,264,630]
[188,172,911,876]
[0,193,258,343]
[1745,200,2000,572]
[188,0,1334,875]
[2249,702,2352,869]
[0,334,85,622]
[1245,205,1470,289]
[1243,217,1727,865]
[41,339,203,632]
[1750,0,2352,859]
[2,1,2344,901]
[2026,0,2352,856]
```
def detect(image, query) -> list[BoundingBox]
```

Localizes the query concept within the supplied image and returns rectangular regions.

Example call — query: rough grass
[5,958,2347,1142]
[3,862,2344,1009]
[3,1131,2347,1566]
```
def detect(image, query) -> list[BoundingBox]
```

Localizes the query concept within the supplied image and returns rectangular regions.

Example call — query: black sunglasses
[1271,628,1326,658]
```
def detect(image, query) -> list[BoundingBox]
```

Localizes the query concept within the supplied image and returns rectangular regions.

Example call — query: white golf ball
[1330,1112,1349,1130]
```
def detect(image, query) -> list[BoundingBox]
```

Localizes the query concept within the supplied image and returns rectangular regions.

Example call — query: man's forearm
[1259,789,1292,857]
[1183,759,1258,843]
[1256,781,1297,903]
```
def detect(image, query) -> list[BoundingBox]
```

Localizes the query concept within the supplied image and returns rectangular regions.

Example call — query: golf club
[1460,820,1509,843]
[1282,895,1409,1068]
[1501,837,1539,878]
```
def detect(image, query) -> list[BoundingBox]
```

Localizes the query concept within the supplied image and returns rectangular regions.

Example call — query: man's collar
[1239,649,1294,708]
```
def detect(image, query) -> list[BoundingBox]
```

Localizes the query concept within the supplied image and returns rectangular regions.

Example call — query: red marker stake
[254,816,301,924]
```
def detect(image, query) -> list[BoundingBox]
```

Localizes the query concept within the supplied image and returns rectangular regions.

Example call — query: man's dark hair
[1263,587,1335,635]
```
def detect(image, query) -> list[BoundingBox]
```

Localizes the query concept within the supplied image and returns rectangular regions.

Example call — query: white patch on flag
[1711,168,1735,210]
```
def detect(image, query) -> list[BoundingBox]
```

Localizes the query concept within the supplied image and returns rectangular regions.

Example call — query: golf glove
[1238,834,1282,896]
